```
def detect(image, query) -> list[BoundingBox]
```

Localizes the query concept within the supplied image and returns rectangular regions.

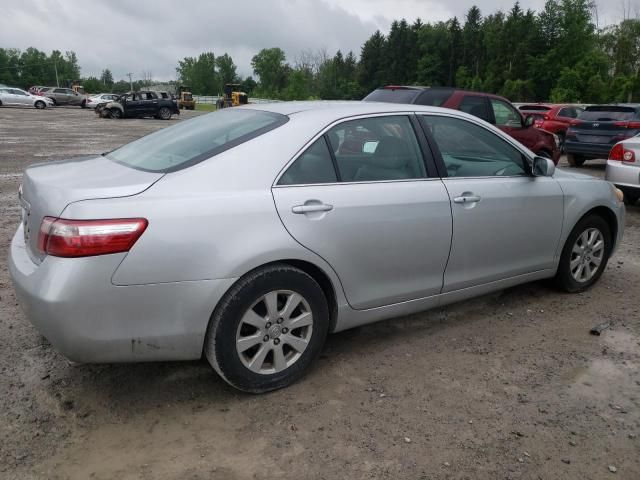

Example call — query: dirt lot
[0,106,638,480]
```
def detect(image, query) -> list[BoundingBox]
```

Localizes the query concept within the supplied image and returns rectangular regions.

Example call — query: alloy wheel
[235,290,313,375]
[570,228,605,283]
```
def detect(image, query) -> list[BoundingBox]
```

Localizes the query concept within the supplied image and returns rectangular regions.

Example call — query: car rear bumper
[9,225,236,363]
[605,160,640,191]
[564,141,612,159]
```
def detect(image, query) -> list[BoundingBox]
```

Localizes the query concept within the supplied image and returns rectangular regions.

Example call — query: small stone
[468,420,473,424]
[40,373,50,380]
[289,424,297,432]
[569,440,577,446]
[518,457,524,463]
[404,437,411,444]
[443,462,450,467]
[608,465,617,473]
[379,393,386,398]
[539,309,545,313]
[610,404,622,411]
[628,433,636,439]
[524,452,530,457]
[561,459,571,464]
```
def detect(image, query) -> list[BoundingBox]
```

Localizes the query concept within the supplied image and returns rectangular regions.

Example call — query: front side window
[54,88,66,94]
[490,99,523,127]
[278,138,337,185]
[326,116,426,182]
[420,115,527,178]
[106,109,288,172]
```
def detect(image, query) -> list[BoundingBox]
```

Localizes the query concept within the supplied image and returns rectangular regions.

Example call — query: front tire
[555,214,611,293]
[566,154,586,167]
[34,100,45,109]
[158,107,171,120]
[110,108,122,119]
[204,264,330,393]
[80,100,87,108]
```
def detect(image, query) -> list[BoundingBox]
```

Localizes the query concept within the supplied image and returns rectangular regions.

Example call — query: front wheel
[34,100,45,109]
[555,215,611,293]
[204,264,330,393]
[110,108,122,119]
[80,100,87,108]
[158,107,171,120]
[566,154,585,167]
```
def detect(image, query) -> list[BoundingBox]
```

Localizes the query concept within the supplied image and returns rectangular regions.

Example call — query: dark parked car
[98,91,180,120]
[364,86,561,163]
[518,104,583,150]
[564,104,640,166]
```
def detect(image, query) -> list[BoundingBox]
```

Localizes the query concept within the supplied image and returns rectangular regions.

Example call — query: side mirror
[532,156,555,177]
[524,115,535,128]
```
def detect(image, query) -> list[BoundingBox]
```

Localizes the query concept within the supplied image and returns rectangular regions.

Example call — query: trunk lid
[19,155,163,262]
[569,106,640,144]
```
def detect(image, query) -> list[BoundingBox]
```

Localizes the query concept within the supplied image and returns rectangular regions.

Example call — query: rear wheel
[34,100,45,109]
[158,107,171,120]
[204,264,330,393]
[555,214,611,293]
[557,133,566,153]
[567,154,586,167]
[621,188,640,205]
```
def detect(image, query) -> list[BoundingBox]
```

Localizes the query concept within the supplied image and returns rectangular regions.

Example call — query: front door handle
[453,195,481,204]
[292,203,333,214]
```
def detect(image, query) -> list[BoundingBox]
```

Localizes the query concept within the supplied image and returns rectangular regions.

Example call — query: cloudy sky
[0,0,634,82]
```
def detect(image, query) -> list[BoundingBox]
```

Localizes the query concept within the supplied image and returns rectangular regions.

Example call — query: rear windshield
[363,88,421,104]
[106,109,288,173]
[579,106,638,121]
[519,105,551,111]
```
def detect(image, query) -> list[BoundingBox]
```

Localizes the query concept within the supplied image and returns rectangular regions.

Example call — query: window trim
[272,112,439,188]
[416,112,535,179]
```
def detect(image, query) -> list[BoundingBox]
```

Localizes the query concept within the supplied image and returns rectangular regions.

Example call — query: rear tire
[555,214,611,293]
[158,107,171,120]
[204,264,330,393]
[567,154,586,167]
[622,189,640,205]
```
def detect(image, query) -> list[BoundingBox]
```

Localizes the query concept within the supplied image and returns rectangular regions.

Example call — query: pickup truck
[98,91,179,120]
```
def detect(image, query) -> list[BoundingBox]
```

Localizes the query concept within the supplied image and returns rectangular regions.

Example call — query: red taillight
[613,121,640,129]
[609,143,636,163]
[570,119,583,126]
[37,217,148,257]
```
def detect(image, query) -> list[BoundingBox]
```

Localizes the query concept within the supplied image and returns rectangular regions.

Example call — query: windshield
[105,108,288,172]
[579,106,638,121]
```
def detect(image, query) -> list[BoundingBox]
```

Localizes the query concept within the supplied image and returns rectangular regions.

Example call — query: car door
[272,114,453,310]
[418,114,564,292]
[0,88,16,105]
[52,88,68,104]
[488,97,539,148]
[142,91,159,115]
[11,89,32,106]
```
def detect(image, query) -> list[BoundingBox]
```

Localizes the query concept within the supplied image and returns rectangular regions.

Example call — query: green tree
[251,47,288,97]
[216,53,238,85]
[358,30,387,93]
[100,68,114,88]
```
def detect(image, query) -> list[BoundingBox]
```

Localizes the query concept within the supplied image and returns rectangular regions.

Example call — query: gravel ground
[0,106,638,480]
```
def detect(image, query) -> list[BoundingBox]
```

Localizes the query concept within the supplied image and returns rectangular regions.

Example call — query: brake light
[37,217,148,257]
[570,119,583,126]
[609,143,636,163]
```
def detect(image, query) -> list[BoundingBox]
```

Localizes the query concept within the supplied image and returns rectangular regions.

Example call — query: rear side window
[579,106,638,121]
[415,89,453,106]
[459,96,491,122]
[278,138,337,185]
[106,109,288,172]
[420,115,526,178]
[327,116,426,182]
[490,99,523,127]
[363,88,421,104]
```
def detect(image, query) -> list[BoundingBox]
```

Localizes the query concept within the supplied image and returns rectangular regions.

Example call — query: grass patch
[195,103,217,112]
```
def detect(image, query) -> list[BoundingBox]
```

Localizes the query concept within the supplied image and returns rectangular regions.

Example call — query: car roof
[239,100,494,121]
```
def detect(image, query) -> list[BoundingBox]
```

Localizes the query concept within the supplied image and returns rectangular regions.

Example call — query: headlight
[614,187,624,203]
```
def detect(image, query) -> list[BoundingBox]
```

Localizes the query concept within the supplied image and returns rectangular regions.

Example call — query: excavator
[217,83,248,109]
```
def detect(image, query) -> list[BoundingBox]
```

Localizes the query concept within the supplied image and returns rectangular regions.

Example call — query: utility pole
[126,72,133,92]
[54,61,59,87]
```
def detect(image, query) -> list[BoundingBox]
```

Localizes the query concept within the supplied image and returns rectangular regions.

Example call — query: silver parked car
[9,102,625,392]
[605,137,640,205]
[85,93,120,110]
[40,87,88,107]
[0,87,54,109]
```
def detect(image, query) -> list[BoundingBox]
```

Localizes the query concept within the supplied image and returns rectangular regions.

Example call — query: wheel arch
[580,206,619,253]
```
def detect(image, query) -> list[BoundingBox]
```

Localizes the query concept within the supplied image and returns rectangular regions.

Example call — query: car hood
[553,168,598,181]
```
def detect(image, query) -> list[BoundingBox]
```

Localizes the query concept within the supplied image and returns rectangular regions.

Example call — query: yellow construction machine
[217,83,248,109]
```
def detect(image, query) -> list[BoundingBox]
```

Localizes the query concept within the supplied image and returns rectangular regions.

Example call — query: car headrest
[369,136,411,168]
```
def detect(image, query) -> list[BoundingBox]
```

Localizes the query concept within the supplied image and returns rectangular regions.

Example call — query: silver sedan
[0,87,54,109]
[605,137,640,205]
[9,102,625,392]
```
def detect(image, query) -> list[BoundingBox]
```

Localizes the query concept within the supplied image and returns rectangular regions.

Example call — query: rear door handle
[292,203,333,214]
[453,195,481,204]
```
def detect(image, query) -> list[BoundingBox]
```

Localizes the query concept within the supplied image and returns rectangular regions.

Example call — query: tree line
[2,1,640,103]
